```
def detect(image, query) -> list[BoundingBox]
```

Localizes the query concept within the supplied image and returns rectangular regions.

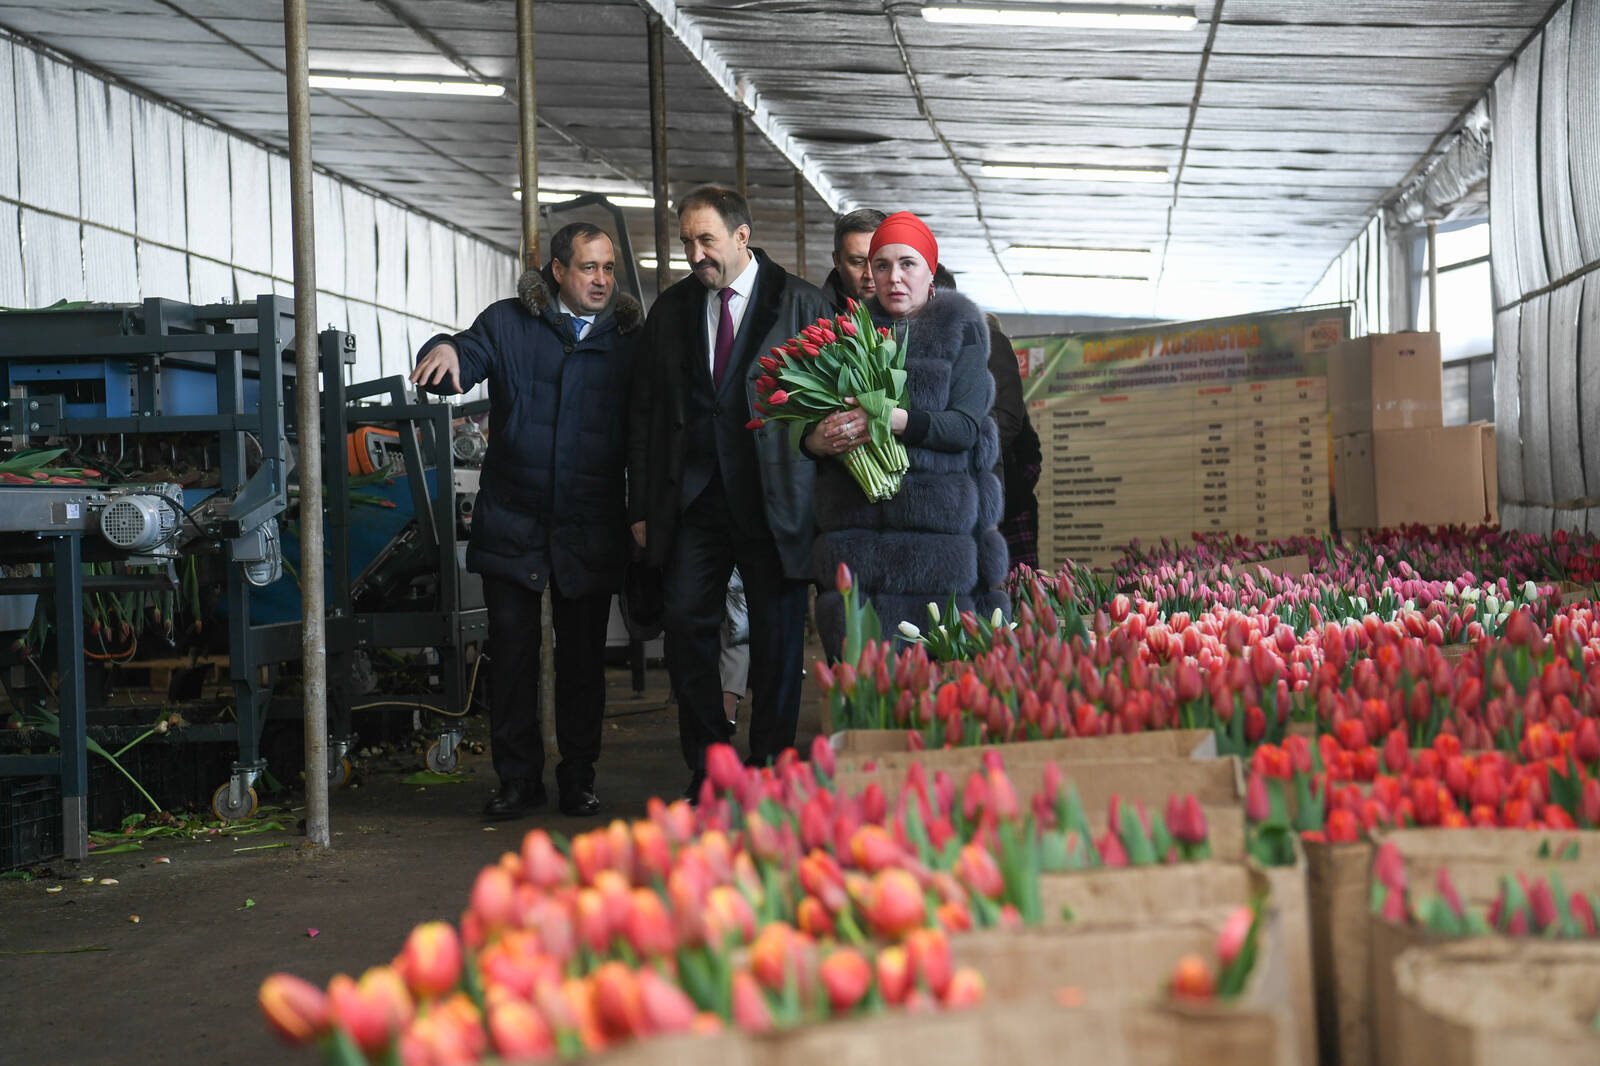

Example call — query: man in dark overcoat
[627,185,828,795]
[412,222,640,819]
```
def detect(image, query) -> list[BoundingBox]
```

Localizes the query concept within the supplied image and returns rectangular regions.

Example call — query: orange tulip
[819,949,873,1012]
[750,922,816,997]
[606,819,637,884]
[592,962,646,1041]
[798,850,849,913]
[632,821,673,883]
[328,967,414,1056]
[797,896,836,939]
[905,928,952,997]
[942,967,985,1008]
[875,945,912,1005]
[1170,954,1215,1000]
[397,921,463,1000]
[488,999,554,1060]
[865,868,927,940]
[705,884,757,947]
[258,973,329,1045]
[575,888,611,955]
[593,869,635,933]
[624,887,677,958]
[571,831,612,886]
[849,825,902,872]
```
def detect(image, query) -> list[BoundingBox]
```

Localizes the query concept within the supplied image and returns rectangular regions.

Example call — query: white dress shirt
[704,254,760,374]
[557,296,595,340]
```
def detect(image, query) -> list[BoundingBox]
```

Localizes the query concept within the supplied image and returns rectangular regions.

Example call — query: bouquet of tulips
[748,298,910,502]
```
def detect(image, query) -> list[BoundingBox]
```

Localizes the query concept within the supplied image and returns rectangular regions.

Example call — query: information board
[1013,307,1348,569]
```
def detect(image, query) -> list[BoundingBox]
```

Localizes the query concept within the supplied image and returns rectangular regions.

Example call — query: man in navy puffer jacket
[411,222,641,819]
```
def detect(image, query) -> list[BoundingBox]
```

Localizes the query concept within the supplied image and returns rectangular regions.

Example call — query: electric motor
[99,492,178,553]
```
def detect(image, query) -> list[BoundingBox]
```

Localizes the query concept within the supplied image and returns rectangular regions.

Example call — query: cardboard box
[1394,941,1600,1066]
[1328,332,1443,437]
[1335,423,1497,531]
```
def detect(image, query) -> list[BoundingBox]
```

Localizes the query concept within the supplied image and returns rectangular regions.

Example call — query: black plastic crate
[2,776,63,871]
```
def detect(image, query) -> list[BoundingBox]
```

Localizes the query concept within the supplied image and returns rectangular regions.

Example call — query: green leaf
[90,841,144,855]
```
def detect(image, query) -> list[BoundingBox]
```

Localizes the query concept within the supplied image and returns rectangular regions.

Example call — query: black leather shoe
[559,788,601,817]
[683,774,705,806]
[483,780,547,820]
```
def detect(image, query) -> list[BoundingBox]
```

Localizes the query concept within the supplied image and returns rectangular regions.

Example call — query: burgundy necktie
[711,286,737,387]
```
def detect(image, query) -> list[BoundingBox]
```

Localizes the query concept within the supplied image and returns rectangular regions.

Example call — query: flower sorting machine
[0,294,486,862]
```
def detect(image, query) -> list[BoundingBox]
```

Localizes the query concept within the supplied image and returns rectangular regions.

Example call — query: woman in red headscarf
[804,212,1009,653]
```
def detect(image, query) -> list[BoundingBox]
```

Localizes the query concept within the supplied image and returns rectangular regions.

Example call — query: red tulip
[810,733,836,779]
[328,967,413,1056]
[397,921,463,1000]
[636,967,698,1035]
[1583,777,1600,827]
[470,866,517,929]
[865,868,927,940]
[1336,717,1369,752]
[906,927,953,996]
[849,825,902,872]
[1577,719,1600,766]
[259,974,329,1045]
[1326,808,1359,843]
[954,843,1004,900]
[1246,772,1271,822]
[836,562,854,593]
[705,743,745,794]
[820,948,873,1011]
[731,971,774,1033]
[521,829,571,889]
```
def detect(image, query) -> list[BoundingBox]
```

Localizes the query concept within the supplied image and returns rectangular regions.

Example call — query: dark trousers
[482,577,611,793]
[664,484,808,777]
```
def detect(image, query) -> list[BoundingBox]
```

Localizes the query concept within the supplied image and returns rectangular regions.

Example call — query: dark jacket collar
[517,266,643,335]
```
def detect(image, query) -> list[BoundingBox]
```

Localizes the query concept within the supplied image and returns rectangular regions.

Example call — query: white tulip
[898,621,922,640]
[1522,580,1538,601]
[1462,587,1480,602]
[1485,595,1500,616]
[928,602,942,623]
[991,608,1004,628]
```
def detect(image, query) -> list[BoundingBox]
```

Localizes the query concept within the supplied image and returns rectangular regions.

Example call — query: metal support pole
[648,14,672,296]
[733,109,747,199]
[516,0,540,266]
[54,534,87,861]
[283,0,329,848]
[515,0,557,767]
[793,171,807,281]
[1425,220,1439,333]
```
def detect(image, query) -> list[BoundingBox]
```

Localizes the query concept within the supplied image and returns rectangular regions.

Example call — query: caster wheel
[212,783,258,822]
[425,740,459,775]
[329,756,353,789]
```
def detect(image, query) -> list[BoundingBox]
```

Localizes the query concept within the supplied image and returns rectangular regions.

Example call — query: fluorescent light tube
[922,4,1197,30]
[309,74,505,96]
[982,163,1170,182]
[512,190,657,208]
[639,257,691,271]
[1021,271,1150,281]
[1006,245,1154,274]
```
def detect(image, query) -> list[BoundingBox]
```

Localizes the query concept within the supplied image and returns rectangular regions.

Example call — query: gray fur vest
[812,290,1010,655]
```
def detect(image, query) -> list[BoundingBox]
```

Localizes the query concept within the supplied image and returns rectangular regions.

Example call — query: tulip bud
[819,948,873,1012]
[705,743,745,794]
[1215,905,1253,966]
[488,999,554,1060]
[731,970,774,1033]
[865,869,928,940]
[1169,954,1215,1000]
[875,945,912,1005]
[836,562,854,593]
[1245,772,1271,823]
[397,921,463,1000]
[636,967,698,1035]
[259,974,330,1045]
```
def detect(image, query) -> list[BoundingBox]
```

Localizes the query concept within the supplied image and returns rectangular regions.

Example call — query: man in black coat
[411,222,641,819]
[820,207,886,313]
[628,185,828,795]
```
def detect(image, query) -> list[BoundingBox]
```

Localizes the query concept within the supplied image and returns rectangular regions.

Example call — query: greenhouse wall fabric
[1490,0,1600,533]
[0,33,515,393]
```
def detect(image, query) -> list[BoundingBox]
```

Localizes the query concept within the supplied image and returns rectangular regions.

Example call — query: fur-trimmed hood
[868,288,988,364]
[517,266,644,334]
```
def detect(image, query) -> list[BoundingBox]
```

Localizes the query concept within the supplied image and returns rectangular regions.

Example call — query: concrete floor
[1,657,826,1066]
